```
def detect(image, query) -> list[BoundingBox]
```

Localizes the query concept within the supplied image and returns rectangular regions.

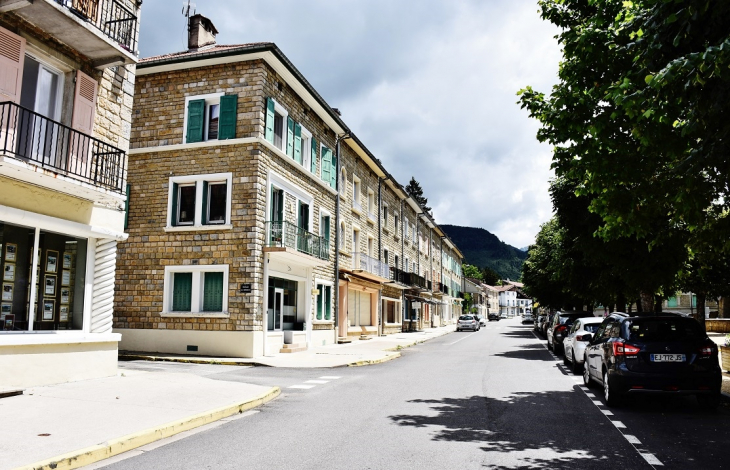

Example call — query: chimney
[188,14,218,51]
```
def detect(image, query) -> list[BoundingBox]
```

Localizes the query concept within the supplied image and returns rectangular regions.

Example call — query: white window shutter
[71,70,98,135]
[0,26,25,104]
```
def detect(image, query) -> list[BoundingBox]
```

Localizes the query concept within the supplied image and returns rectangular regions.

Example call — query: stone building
[115,14,464,358]
[0,0,142,387]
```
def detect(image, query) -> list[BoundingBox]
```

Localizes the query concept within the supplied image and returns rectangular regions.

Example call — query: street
[95,318,730,470]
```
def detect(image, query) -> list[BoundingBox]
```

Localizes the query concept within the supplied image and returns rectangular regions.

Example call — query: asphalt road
[95,318,730,469]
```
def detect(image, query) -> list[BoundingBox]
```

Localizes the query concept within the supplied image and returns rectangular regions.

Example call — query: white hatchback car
[562,317,603,374]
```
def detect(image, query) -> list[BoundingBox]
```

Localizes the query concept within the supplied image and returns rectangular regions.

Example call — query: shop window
[316,283,332,321]
[168,173,232,229]
[267,277,298,331]
[383,298,400,324]
[1,222,87,331]
[163,265,228,315]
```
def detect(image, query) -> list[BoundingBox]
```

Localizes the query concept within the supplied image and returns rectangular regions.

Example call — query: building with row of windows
[112,15,464,358]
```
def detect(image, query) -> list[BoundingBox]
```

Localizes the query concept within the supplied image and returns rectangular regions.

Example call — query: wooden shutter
[218,94,237,140]
[310,137,317,174]
[286,116,294,157]
[330,151,337,188]
[293,122,302,164]
[186,99,205,143]
[321,146,331,186]
[68,70,98,178]
[0,26,25,104]
[172,272,192,312]
[323,216,330,244]
[265,98,275,143]
[202,272,224,312]
[201,181,209,224]
[170,182,179,226]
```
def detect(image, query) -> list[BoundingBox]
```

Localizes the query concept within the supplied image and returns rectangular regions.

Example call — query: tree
[463,264,483,281]
[481,266,501,286]
[405,177,432,215]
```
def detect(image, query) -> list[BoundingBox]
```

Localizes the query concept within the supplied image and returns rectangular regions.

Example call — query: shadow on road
[389,391,627,469]
[499,330,537,339]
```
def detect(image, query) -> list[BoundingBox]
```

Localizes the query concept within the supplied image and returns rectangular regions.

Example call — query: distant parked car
[547,312,585,355]
[534,312,547,332]
[456,315,480,332]
[583,314,722,408]
[541,312,555,336]
[488,312,500,321]
[521,311,534,324]
[563,317,604,373]
[476,315,487,327]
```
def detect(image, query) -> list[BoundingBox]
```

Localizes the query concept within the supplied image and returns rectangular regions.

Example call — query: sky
[138,0,561,249]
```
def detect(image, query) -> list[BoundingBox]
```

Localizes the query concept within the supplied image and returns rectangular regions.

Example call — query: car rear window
[626,318,703,342]
[559,315,582,325]
[584,324,600,333]
[459,315,473,321]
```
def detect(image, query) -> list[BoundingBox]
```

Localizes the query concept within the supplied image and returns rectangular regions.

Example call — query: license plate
[650,354,685,362]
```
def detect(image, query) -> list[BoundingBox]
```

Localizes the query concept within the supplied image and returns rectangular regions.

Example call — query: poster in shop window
[46,250,58,273]
[63,252,72,269]
[3,264,15,282]
[1,303,11,314]
[5,243,17,262]
[59,305,68,322]
[2,283,12,301]
[45,275,56,296]
[61,270,71,286]
[42,300,54,321]
[61,288,70,304]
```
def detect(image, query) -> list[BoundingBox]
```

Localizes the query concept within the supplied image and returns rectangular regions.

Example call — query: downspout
[401,198,405,330]
[430,227,433,327]
[333,133,349,341]
[440,236,445,323]
[377,177,383,337]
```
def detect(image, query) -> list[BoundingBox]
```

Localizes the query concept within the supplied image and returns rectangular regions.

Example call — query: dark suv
[583,313,722,408]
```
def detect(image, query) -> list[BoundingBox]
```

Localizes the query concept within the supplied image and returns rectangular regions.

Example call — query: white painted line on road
[601,410,614,416]
[611,421,626,428]
[585,392,596,397]
[447,332,477,346]
[591,400,603,405]
[319,376,341,379]
[640,453,664,466]
[289,385,316,389]
[580,386,589,392]
[304,380,329,384]
[624,435,641,445]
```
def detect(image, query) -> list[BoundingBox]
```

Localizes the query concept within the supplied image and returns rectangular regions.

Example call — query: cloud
[138,0,560,247]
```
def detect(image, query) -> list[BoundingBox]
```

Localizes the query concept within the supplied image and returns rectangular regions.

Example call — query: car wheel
[563,352,569,366]
[583,355,594,387]
[697,393,721,410]
[554,342,562,356]
[603,369,622,407]
[571,352,581,374]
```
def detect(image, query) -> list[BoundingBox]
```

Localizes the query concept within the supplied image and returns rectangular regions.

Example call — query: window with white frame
[185,93,238,143]
[367,189,375,218]
[315,283,332,321]
[383,248,389,265]
[352,176,362,212]
[320,210,331,252]
[394,213,399,237]
[168,173,232,228]
[383,204,389,229]
[300,126,312,171]
[383,297,401,324]
[163,265,229,314]
[264,97,289,152]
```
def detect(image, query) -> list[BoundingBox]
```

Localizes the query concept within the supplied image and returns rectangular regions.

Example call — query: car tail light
[575,334,586,341]
[612,341,640,356]
[699,342,717,356]
[556,325,568,333]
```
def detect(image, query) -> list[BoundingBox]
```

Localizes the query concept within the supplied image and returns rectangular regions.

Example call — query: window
[265,98,288,152]
[185,93,237,143]
[340,168,347,197]
[383,204,389,228]
[352,227,360,255]
[168,173,232,229]
[352,176,362,212]
[339,221,345,249]
[383,298,401,324]
[394,254,399,269]
[316,283,332,321]
[394,214,399,236]
[320,144,336,189]
[383,249,389,265]
[320,212,331,246]
[301,127,312,171]
[164,265,229,315]
[367,189,376,218]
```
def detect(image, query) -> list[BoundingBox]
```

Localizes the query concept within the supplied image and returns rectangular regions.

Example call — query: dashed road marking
[624,435,641,445]
[288,385,316,389]
[640,453,664,466]
[304,380,329,384]
[601,410,614,416]
[612,420,626,429]
[319,376,341,379]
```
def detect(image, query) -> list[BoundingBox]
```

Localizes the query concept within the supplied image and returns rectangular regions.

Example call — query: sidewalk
[119,324,457,368]
[0,370,279,470]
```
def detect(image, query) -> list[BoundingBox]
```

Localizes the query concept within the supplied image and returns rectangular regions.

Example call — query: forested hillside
[441,225,527,281]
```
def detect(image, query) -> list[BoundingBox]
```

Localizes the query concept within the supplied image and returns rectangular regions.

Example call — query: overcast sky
[138,1,560,249]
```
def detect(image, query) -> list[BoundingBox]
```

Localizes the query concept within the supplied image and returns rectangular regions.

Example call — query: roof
[139,43,273,65]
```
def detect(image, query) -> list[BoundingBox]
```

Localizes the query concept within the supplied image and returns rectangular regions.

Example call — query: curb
[17,386,281,470]
[347,352,401,367]
[119,353,270,367]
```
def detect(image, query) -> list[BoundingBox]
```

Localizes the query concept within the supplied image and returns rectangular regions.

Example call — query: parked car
[476,314,487,327]
[488,312,500,321]
[534,312,547,332]
[583,314,722,408]
[547,312,585,355]
[563,317,604,373]
[521,311,534,324]
[456,314,481,332]
[541,312,556,336]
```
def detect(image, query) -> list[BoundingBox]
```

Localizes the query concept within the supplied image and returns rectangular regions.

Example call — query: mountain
[440,224,528,281]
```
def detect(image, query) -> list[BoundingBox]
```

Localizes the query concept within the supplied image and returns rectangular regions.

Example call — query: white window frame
[23,50,66,122]
[367,188,376,220]
[314,279,334,323]
[271,99,289,152]
[183,92,224,143]
[300,125,312,172]
[162,264,229,317]
[340,167,347,198]
[339,221,346,250]
[382,296,402,325]
[166,173,233,231]
[352,175,362,214]
[266,170,314,230]
[382,203,389,231]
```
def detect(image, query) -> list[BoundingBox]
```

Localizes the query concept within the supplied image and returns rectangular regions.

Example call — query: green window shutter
[203,272,224,312]
[316,285,323,320]
[321,146,331,185]
[219,95,238,140]
[330,151,337,189]
[171,182,179,227]
[124,184,130,230]
[172,272,192,311]
[186,99,205,143]
[310,137,317,173]
[323,216,330,244]
[293,122,302,164]
[324,285,331,320]
[265,98,275,143]
[201,181,209,224]
[286,116,294,157]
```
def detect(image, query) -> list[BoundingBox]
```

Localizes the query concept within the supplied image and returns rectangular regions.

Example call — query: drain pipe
[333,132,349,342]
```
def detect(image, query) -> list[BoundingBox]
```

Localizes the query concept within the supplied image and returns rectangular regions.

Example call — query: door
[18,56,62,166]
[267,287,283,331]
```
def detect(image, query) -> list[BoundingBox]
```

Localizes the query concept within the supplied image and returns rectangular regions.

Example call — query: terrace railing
[353,252,390,278]
[59,0,139,53]
[0,101,126,193]
[266,220,329,261]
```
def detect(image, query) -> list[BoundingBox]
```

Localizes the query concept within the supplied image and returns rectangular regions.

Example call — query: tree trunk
[639,291,654,313]
[616,294,626,313]
[720,297,730,319]
[654,295,663,314]
[695,292,706,331]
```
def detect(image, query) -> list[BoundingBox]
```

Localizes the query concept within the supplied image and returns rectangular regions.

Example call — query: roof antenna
[182,1,196,22]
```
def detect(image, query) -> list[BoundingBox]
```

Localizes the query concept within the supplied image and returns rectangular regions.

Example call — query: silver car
[562,317,603,374]
[456,314,480,332]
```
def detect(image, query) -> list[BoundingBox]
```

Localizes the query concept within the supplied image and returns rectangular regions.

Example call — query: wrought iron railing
[58,0,139,53]
[436,282,449,296]
[390,266,406,284]
[265,220,329,261]
[353,252,390,278]
[0,101,126,193]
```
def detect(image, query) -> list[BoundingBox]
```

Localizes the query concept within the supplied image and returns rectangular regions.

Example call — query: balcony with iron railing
[352,252,390,280]
[265,221,329,261]
[436,282,449,296]
[13,0,140,66]
[0,101,127,198]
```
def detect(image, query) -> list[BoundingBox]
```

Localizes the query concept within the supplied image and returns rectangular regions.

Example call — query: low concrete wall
[706,319,730,333]
[310,329,336,347]
[0,340,118,388]
[116,329,263,358]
